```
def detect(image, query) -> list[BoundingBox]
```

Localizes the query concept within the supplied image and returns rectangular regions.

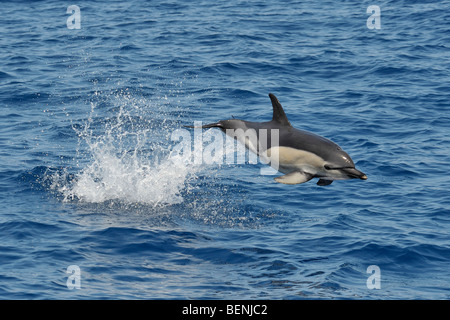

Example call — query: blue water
[1,0,450,299]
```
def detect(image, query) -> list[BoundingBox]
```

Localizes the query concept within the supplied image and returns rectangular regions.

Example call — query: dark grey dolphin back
[254,95,356,169]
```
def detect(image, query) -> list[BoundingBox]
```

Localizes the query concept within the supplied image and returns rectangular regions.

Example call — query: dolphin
[188,93,367,186]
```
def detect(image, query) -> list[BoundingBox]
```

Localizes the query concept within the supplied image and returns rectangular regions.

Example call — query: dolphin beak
[342,168,367,180]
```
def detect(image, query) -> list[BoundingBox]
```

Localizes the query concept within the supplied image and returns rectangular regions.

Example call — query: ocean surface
[1,0,449,299]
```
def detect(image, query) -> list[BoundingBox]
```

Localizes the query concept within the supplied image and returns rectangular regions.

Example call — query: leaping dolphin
[188,93,367,186]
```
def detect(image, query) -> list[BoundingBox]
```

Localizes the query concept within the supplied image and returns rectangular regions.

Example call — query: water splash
[46,88,263,228]
[58,89,201,207]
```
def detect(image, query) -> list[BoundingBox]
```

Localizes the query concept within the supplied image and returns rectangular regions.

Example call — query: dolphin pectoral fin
[317,179,333,186]
[274,172,313,185]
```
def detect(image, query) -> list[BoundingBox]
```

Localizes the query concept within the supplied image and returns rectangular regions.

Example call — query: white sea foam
[58,91,202,207]
[61,147,196,206]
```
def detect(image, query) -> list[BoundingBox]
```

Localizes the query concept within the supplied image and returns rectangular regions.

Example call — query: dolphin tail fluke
[183,122,224,129]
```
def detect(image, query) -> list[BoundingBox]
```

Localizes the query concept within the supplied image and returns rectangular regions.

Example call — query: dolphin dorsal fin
[269,93,291,126]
